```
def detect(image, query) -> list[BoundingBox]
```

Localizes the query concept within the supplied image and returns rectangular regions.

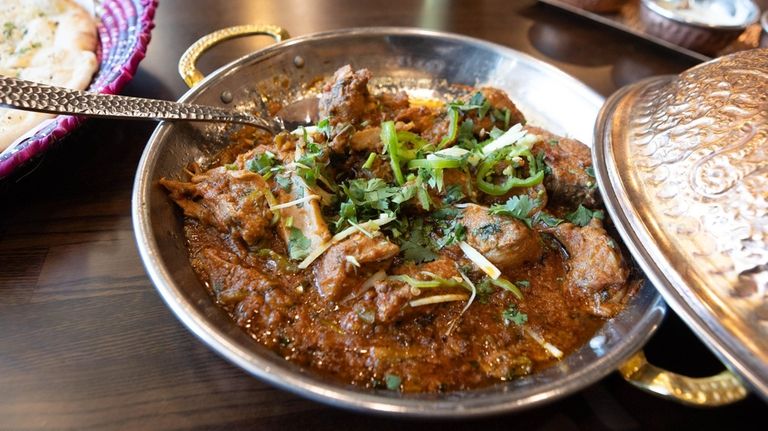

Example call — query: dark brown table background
[1,1,765,429]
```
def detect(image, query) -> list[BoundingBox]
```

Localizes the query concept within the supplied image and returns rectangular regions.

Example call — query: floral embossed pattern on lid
[594,48,768,400]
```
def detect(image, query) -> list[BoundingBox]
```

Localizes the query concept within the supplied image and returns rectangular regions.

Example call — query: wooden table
[1,1,765,429]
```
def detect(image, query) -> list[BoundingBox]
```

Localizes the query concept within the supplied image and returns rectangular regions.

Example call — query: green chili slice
[490,277,523,300]
[397,131,431,160]
[406,157,463,170]
[437,108,459,149]
[476,149,544,195]
[381,121,405,185]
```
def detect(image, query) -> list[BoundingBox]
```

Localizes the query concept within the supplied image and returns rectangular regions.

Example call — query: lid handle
[178,24,290,88]
[619,350,748,406]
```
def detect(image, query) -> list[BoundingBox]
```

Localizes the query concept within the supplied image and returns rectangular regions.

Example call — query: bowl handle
[619,350,748,406]
[178,25,290,88]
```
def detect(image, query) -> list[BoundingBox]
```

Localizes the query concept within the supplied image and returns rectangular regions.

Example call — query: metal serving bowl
[133,26,675,417]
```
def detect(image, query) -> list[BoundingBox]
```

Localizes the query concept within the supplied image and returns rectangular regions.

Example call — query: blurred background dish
[0,0,157,180]
[558,0,628,13]
[639,0,760,55]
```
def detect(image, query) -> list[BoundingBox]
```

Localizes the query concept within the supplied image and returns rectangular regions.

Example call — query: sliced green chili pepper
[381,121,405,185]
[437,108,459,149]
[406,157,463,170]
[490,277,523,300]
[476,149,544,195]
[396,131,431,160]
[362,152,377,170]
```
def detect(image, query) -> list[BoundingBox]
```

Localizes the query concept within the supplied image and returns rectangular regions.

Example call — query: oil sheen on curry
[161,66,637,392]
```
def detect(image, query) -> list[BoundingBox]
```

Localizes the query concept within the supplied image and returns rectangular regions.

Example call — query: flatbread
[0,0,98,151]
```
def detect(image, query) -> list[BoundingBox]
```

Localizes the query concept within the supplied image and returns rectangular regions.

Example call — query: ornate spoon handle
[0,75,275,132]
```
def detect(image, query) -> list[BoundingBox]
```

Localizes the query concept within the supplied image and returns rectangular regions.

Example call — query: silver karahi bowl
[132,27,668,417]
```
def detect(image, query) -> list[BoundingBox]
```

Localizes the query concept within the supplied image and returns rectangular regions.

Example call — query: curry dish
[161,66,637,392]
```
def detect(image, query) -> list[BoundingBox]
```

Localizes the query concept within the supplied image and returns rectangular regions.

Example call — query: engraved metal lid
[594,48,768,400]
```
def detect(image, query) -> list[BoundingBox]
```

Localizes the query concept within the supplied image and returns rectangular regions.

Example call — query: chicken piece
[528,126,599,208]
[276,175,332,260]
[553,219,631,318]
[374,257,463,323]
[314,232,400,301]
[428,169,475,206]
[319,65,374,125]
[377,91,409,120]
[349,126,382,152]
[461,204,543,269]
[160,168,272,245]
[470,87,526,133]
[198,248,275,301]
[395,105,439,134]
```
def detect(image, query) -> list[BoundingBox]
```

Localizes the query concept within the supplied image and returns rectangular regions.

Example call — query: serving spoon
[0,75,317,134]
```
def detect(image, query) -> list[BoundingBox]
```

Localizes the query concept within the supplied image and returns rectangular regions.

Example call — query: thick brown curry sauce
[162,66,634,392]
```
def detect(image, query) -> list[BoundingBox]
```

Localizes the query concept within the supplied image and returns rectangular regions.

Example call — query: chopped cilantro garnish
[442,184,465,205]
[335,200,357,230]
[488,195,540,228]
[275,175,292,192]
[316,117,332,139]
[534,211,563,227]
[246,151,276,175]
[431,207,460,220]
[472,223,501,240]
[535,151,551,176]
[516,280,530,289]
[384,373,401,390]
[3,22,16,39]
[435,218,466,249]
[565,205,604,227]
[502,304,528,326]
[585,166,595,178]
[287,227,311,260]
[398,218,438,263]
[476,279,494,304]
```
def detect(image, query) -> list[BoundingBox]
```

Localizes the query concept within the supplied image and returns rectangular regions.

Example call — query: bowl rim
[132,26,666,417]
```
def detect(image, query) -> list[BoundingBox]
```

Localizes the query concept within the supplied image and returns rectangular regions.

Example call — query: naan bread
[0,0,98,151]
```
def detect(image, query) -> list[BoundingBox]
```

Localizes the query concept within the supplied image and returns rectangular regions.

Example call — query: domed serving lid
[593,48,768,399]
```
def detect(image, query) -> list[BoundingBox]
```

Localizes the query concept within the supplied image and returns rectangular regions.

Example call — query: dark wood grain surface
[1,1,765,429]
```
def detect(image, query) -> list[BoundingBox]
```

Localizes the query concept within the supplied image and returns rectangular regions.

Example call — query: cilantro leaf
[398,218,438,263]
[472,222,501,240]
[246,151,276,175]
[476,279,494,304]
[316,117,332,139]
[275,175,292,192]
[534,211,563,227]
[435,218,466,249]
[585,166,595,178]
[401,239,438,263]
[384,373,401,391]
[502,304,528,326]
[488,195,540,228]
[442,184,465,205]
[287,227,311,260]
[565,205,604,227]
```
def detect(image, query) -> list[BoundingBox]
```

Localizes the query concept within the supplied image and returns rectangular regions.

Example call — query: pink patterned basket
[0,0,158,179]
